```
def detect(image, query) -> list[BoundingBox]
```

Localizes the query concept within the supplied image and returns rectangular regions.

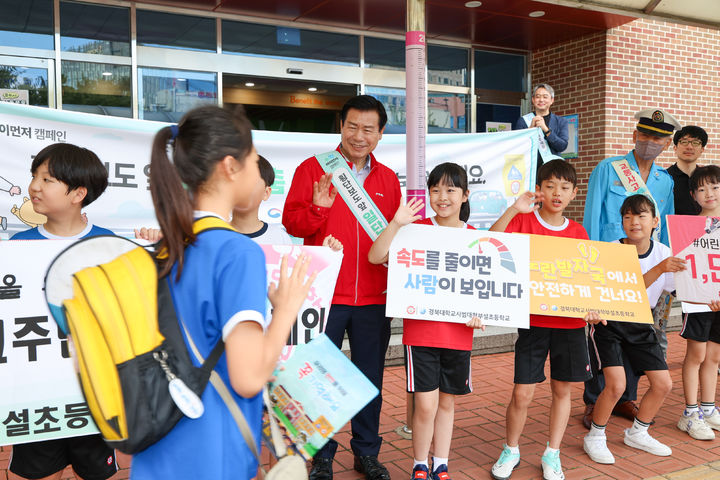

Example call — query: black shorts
[513,326,592,384]
[680,311,720,343]
[9,435,117,480]
[404,345,472,395]
[590,322,667,373]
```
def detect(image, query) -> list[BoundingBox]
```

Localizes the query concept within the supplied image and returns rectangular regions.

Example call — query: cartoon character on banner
[0,175,22,230]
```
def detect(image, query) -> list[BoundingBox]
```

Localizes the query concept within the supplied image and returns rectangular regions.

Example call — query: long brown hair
[150,105,253,278]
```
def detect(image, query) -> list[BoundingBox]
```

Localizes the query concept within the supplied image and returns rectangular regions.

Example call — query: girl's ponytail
[150,125,195,278]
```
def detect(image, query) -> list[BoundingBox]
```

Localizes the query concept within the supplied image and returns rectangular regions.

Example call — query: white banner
[0,102,540,240]
[261,245,342,361]
[386,224,530,328]
[0,239,98,446]
[668,214,720,304]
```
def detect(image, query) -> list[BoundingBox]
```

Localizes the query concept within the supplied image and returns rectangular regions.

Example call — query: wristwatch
[544,129,551,137]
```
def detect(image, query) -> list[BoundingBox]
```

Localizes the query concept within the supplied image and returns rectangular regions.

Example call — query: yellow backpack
[45,217,235,453]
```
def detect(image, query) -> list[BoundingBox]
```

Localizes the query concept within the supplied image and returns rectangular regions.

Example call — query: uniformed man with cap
[580,107,681,430]
[583,108,681,246]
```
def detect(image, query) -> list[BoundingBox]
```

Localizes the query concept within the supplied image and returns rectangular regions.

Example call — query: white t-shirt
[246,222,293,245]
[615,239,674,306]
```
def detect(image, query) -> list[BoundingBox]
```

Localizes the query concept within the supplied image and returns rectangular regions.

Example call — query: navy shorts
[513,326,592,384]
[680,311,720,343]
[404,345,472,395]
[590,322,667,373]
[9,435,117,480]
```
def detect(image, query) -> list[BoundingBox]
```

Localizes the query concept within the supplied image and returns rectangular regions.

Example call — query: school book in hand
[264,334,378,459]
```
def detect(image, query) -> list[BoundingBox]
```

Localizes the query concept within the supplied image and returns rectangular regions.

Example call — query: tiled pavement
[2,331,720,480]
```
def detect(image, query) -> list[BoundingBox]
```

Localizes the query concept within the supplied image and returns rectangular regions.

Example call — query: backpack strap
[178,312,267,476]
[193,216,239,235]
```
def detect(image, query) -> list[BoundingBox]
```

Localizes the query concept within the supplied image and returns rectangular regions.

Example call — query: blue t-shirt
[10,223,114,240]
[131,226,267,480]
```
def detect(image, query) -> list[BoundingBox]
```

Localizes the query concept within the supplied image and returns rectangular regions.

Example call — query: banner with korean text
[529,235,652,323]
[0,239,99,446]
[262,245,342,362]
[386,224,530,328]
[0,102,539,240]
[668,214,720,304]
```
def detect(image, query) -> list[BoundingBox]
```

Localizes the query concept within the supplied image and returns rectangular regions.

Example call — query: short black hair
[341,95,388,130]
[690,165,720,192]
[674,125,708,147]
[31,143,108,207]
[258,155,274,187]
[536,159,577,187]
[620,194,656,217]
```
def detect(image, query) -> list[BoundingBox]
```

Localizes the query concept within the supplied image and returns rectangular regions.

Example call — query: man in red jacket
[283,95,401,480]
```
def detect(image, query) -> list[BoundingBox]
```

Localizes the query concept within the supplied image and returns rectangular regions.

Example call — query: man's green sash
[315,150,389,241]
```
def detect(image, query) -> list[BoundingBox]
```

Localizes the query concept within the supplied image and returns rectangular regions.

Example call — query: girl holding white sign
[369,162,485,480]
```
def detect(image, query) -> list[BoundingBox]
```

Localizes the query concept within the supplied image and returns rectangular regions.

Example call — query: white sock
[543,445,559,456]
[588,422,606,437]
[685,404,699,415]
[432,457,448,470]
[413,459,428,469]
[701,402,716,416]
[630,417,650,433]
[506,444,520,454]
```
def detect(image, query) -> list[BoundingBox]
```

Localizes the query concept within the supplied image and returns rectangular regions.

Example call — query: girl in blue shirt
[131,106,315,480]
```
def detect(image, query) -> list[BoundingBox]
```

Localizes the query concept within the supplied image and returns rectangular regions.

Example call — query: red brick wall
[531,18,720,222]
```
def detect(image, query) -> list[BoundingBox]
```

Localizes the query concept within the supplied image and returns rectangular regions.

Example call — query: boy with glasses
[668,125,709,215]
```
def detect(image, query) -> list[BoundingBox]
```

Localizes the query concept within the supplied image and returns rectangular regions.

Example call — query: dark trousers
[583,334,639,405]
[316,304,391,459]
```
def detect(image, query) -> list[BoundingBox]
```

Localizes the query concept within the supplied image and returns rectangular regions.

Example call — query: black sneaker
[309,457,333,480]
[354,455,391,480]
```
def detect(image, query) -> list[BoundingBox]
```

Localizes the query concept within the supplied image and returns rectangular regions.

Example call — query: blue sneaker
[432,463,451,480]
[491,444,520,480]
[411,464,429,479]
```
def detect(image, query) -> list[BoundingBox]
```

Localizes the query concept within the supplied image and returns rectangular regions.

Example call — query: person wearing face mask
[583,108,680,246]
[580,108,680,432]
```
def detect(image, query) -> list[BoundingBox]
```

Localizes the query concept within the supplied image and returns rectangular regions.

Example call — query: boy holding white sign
[489,160,600,480]
[677,166,720,440]
[9,143,118,480]
[368,163,485,480]
[584,194,681,464]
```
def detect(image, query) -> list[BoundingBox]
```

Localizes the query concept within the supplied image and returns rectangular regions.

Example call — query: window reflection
[61,61,131,117]
[139,68,217,122]
[60,2,130,56]
[0,65,49,106]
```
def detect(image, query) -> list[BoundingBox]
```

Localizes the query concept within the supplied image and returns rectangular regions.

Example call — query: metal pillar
[406,0,427,217]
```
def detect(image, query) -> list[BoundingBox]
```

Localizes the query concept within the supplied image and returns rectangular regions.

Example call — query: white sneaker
[583,433,615,464]
[491,444,520,480]
[703,408,720,431]
[677,411,715,440]
[541,449,565,480]
[624,428,672,456]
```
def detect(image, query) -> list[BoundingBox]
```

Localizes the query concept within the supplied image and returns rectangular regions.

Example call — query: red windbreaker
[282,148,401,305]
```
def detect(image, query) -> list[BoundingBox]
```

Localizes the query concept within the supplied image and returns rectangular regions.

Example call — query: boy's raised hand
[584,310,606,325]
[391,197,424,227]
[658,256,687,273]
[313,173,337,208]
[466,316,486,331]
[512,190,545,214]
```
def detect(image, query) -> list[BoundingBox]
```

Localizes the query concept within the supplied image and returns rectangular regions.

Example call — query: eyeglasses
[533,94,551,100]
[678,139,703,147]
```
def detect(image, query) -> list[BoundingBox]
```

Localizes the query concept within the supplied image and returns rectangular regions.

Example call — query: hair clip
[170,124,179,140]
